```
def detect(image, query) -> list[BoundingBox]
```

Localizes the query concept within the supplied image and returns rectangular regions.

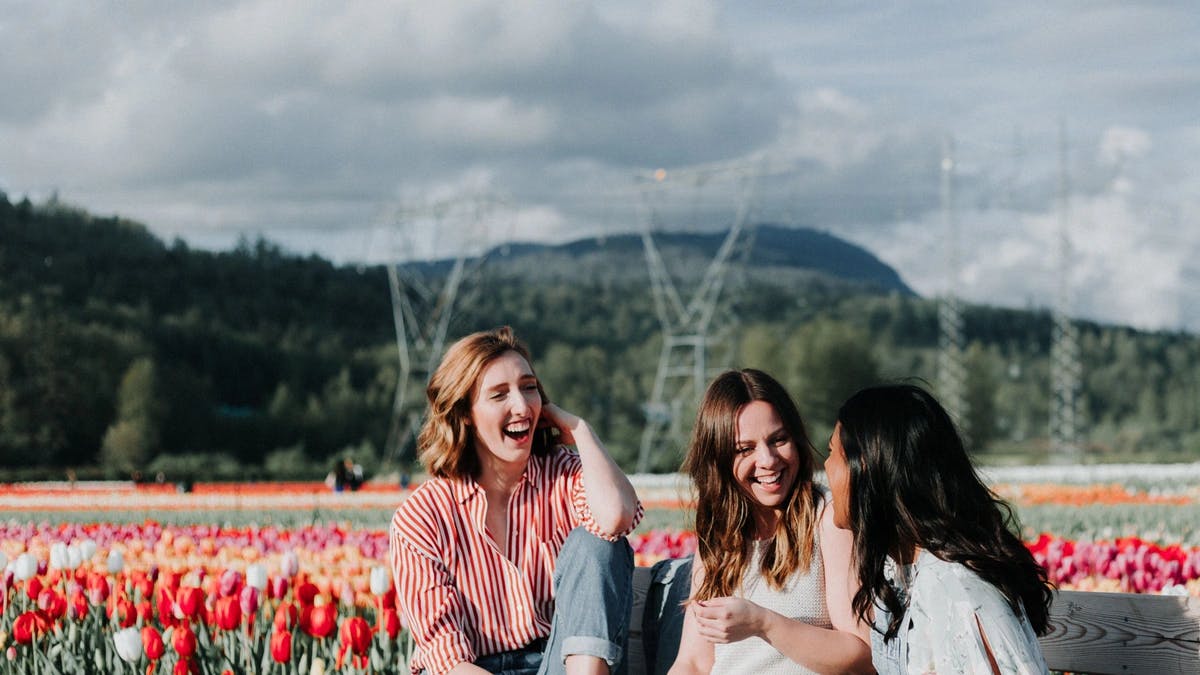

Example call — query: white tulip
[66,544,83,570]
[281,550,300,578]
[113,626,143,663]
[246,563,268,591]
[369,566,391,596]
[79,539,97,562]
[14,553,38,581]
[49,543,69,570]
[0,551,8,573]
[106,549,124,575]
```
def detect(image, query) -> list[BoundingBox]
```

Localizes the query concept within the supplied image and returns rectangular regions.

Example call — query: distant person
[388,326,642,675]
[343,457,364,491]
[825,384,1052,674]
[669,369,872,675]
[326,459,349,492]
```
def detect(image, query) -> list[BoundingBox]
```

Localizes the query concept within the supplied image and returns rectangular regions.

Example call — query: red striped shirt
[389,446,643,675]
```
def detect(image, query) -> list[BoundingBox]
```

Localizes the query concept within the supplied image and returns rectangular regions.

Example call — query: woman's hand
[693,597,767,643]
[539,403,586,446]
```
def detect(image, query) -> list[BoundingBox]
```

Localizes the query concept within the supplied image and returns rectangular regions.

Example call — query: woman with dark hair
[825,383,1052,674]
[669,369,872,675]
[389,326,642,675]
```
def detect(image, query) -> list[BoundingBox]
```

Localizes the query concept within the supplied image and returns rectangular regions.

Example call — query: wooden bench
[628,566,1200,675]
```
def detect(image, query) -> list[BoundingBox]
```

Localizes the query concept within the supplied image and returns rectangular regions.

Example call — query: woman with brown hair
[669,369,872,675]
[389,326,642,675]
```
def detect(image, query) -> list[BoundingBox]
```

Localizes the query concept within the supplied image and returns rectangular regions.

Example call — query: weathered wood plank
[629,567,1200,675]
[1040,590,1200,674]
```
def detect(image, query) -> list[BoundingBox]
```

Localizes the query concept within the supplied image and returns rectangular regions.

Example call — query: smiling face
[732,400,800,530]
[824,422,851,530]
[469,350,543,470]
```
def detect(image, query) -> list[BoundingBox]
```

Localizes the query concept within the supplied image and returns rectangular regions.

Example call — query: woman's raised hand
[539,403,586,446]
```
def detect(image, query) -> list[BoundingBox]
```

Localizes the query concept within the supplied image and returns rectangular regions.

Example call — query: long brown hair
[418,326,553,480]
[683,369,819,600]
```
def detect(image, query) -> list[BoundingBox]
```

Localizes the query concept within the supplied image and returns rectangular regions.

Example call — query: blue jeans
[474,527,634,675]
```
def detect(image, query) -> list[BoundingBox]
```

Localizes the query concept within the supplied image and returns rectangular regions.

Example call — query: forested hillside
[2,193,1198,480]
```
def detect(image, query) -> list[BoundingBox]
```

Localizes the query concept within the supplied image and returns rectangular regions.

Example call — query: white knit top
[710,517,830,674]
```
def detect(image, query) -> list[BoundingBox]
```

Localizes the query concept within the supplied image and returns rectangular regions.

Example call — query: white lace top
[881,552,1048,675]
[710,526,831,674]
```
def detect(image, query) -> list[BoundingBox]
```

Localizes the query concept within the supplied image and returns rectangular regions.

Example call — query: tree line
[2,193,1197,481]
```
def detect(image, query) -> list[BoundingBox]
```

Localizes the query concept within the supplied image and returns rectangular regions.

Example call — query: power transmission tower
[635,163,759,473]
[1050,121,1082,460]
[383,195,498,474]
[937,136,969,443]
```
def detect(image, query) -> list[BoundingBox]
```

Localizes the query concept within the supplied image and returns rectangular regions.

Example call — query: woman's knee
[558,527,633,572]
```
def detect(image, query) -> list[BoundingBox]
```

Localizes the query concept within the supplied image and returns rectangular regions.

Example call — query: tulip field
[5,464,1200,673]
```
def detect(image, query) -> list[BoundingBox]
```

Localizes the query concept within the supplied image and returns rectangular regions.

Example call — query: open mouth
[503,421,533,443]
[753,471,783,487]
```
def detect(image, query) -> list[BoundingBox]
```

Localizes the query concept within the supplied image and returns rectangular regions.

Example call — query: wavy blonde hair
[683,369,819,600]
[418,326,552,480]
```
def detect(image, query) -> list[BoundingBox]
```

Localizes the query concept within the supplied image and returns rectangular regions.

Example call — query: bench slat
[1041,590,1200,674]
[629,566,1200,674]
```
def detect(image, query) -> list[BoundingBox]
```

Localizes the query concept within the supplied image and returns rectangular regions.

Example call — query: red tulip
[173,624,197,659]
[68,589,89,620]
[215,596,241,631]
[270,628,293,663]
[86,572,109,605]
[142,626,165,660]
[341,616,372,655]
[12,611,50,644]
[26,575,43,602]
[274,601,299,630]
[337,616,373,669]
[176,586,204,619]
[173,657,199,675]
[295,581,319,607]
[37,589,66,621]
[111,596,137,628]
[380,607,402,640]
[132,571,154,600]
[269,575,289,600]
[303,604,337,638]
[156,587,176,626]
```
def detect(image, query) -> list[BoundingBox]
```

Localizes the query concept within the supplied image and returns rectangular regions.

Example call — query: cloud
[1,1,1197,332]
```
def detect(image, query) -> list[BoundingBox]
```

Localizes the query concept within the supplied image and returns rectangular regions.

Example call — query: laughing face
[469,349,543,469]
[732,400,801,528]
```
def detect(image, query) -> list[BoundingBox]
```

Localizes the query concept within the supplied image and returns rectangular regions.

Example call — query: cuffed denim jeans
[473,527,634,675]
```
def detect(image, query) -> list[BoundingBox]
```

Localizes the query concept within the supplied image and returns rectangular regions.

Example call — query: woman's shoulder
[911,554,1010,609]
[394,477,460,521]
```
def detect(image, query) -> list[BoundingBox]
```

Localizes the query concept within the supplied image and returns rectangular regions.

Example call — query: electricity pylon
[1050,121,1082,461]
[383,195,499,471]
[635,162,760,473]
[937,136,969,444]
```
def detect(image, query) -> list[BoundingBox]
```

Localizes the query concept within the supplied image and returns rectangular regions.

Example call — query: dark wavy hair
[683,369,820,600]
[836,383,1053,640]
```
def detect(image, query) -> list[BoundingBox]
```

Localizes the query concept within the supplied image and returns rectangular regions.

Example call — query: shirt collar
[449,452,545,504]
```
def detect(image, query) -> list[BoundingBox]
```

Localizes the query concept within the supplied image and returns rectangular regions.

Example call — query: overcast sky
[2,1,1197,331]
